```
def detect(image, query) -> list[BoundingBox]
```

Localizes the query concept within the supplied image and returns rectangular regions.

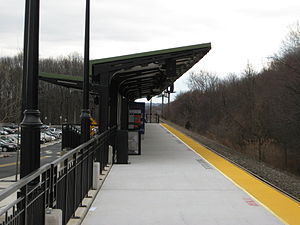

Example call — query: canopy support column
[115,97,129,164]
[96,71,110,172]
[109,81,118,163]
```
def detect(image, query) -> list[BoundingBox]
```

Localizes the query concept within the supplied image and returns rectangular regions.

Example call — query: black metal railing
[145,114,160,123]
[0,126,116,225]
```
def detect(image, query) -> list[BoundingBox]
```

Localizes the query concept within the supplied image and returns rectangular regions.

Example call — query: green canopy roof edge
[39,42,211,84]
[39,72,83,82]
[89,42,211,66]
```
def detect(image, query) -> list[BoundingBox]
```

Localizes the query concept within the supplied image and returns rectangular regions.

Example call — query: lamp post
[20,0,42,179]
[81,0,91,143]
[21,0,29,121]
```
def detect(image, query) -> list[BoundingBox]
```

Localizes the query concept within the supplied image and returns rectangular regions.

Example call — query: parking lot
[0,124,62,152]
[0,123,63,179]
[0,140,62,179]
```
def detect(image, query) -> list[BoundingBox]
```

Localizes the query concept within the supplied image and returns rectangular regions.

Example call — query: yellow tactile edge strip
[161,123,300,225]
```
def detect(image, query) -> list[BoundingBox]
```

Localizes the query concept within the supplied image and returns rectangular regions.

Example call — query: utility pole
[20,0,42,178]
[81,0,91,142]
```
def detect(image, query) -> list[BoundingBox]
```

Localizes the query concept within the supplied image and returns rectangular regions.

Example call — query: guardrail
[0,126,116,225]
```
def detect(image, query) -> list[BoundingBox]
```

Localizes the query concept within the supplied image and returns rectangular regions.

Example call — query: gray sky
[1,0,299,102]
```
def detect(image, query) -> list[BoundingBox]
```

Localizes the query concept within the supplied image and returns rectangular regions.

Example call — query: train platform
[82,123,300,225]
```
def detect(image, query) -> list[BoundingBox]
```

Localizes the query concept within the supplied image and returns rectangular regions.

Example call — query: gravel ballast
[162,120,300,201]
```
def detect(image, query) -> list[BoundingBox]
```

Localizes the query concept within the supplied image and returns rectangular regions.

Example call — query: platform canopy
[39,43,211,100]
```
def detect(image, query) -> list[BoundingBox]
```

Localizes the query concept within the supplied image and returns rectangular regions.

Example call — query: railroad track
[199,141,300,203]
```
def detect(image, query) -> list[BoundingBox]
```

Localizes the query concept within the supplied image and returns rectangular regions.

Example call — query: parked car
[41,132,55,142]
[2,123,18,129]
[9,134,21,144]
[0,140,18,152]
[0,128,8,135]
[40,135,46,144]
[0,136,16,144]
[50,128,62,138]
[46,132,56,141]
[45,131,59,139]
[2,127,16,134]
[6,135,21,146]
[41,124,49,130]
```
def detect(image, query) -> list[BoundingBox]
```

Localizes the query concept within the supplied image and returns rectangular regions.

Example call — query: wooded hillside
[0,53,85,125]
[166,24,300,175]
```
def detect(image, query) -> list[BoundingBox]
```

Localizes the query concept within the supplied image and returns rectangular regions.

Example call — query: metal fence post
[63,159,69,224]
[72,152,77,217]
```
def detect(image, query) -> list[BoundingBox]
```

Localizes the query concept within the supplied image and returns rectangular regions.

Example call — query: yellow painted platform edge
[160,123,287,224]
[160,123,300,225]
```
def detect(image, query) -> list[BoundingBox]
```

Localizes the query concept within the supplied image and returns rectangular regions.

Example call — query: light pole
[21,0,29,122]
[80,0,91,143]
[20,0,42,179]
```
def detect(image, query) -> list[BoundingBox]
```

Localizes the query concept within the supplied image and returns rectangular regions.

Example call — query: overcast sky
[1,0,299,102]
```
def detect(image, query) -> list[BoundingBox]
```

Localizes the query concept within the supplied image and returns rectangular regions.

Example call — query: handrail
[0,163,51,202]
[0,133,106,202]
[52,129,109,165]
[0,126,117,224]
[0,195,23,216]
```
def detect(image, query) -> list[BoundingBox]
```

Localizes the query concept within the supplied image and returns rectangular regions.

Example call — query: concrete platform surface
[82,124,282,225]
